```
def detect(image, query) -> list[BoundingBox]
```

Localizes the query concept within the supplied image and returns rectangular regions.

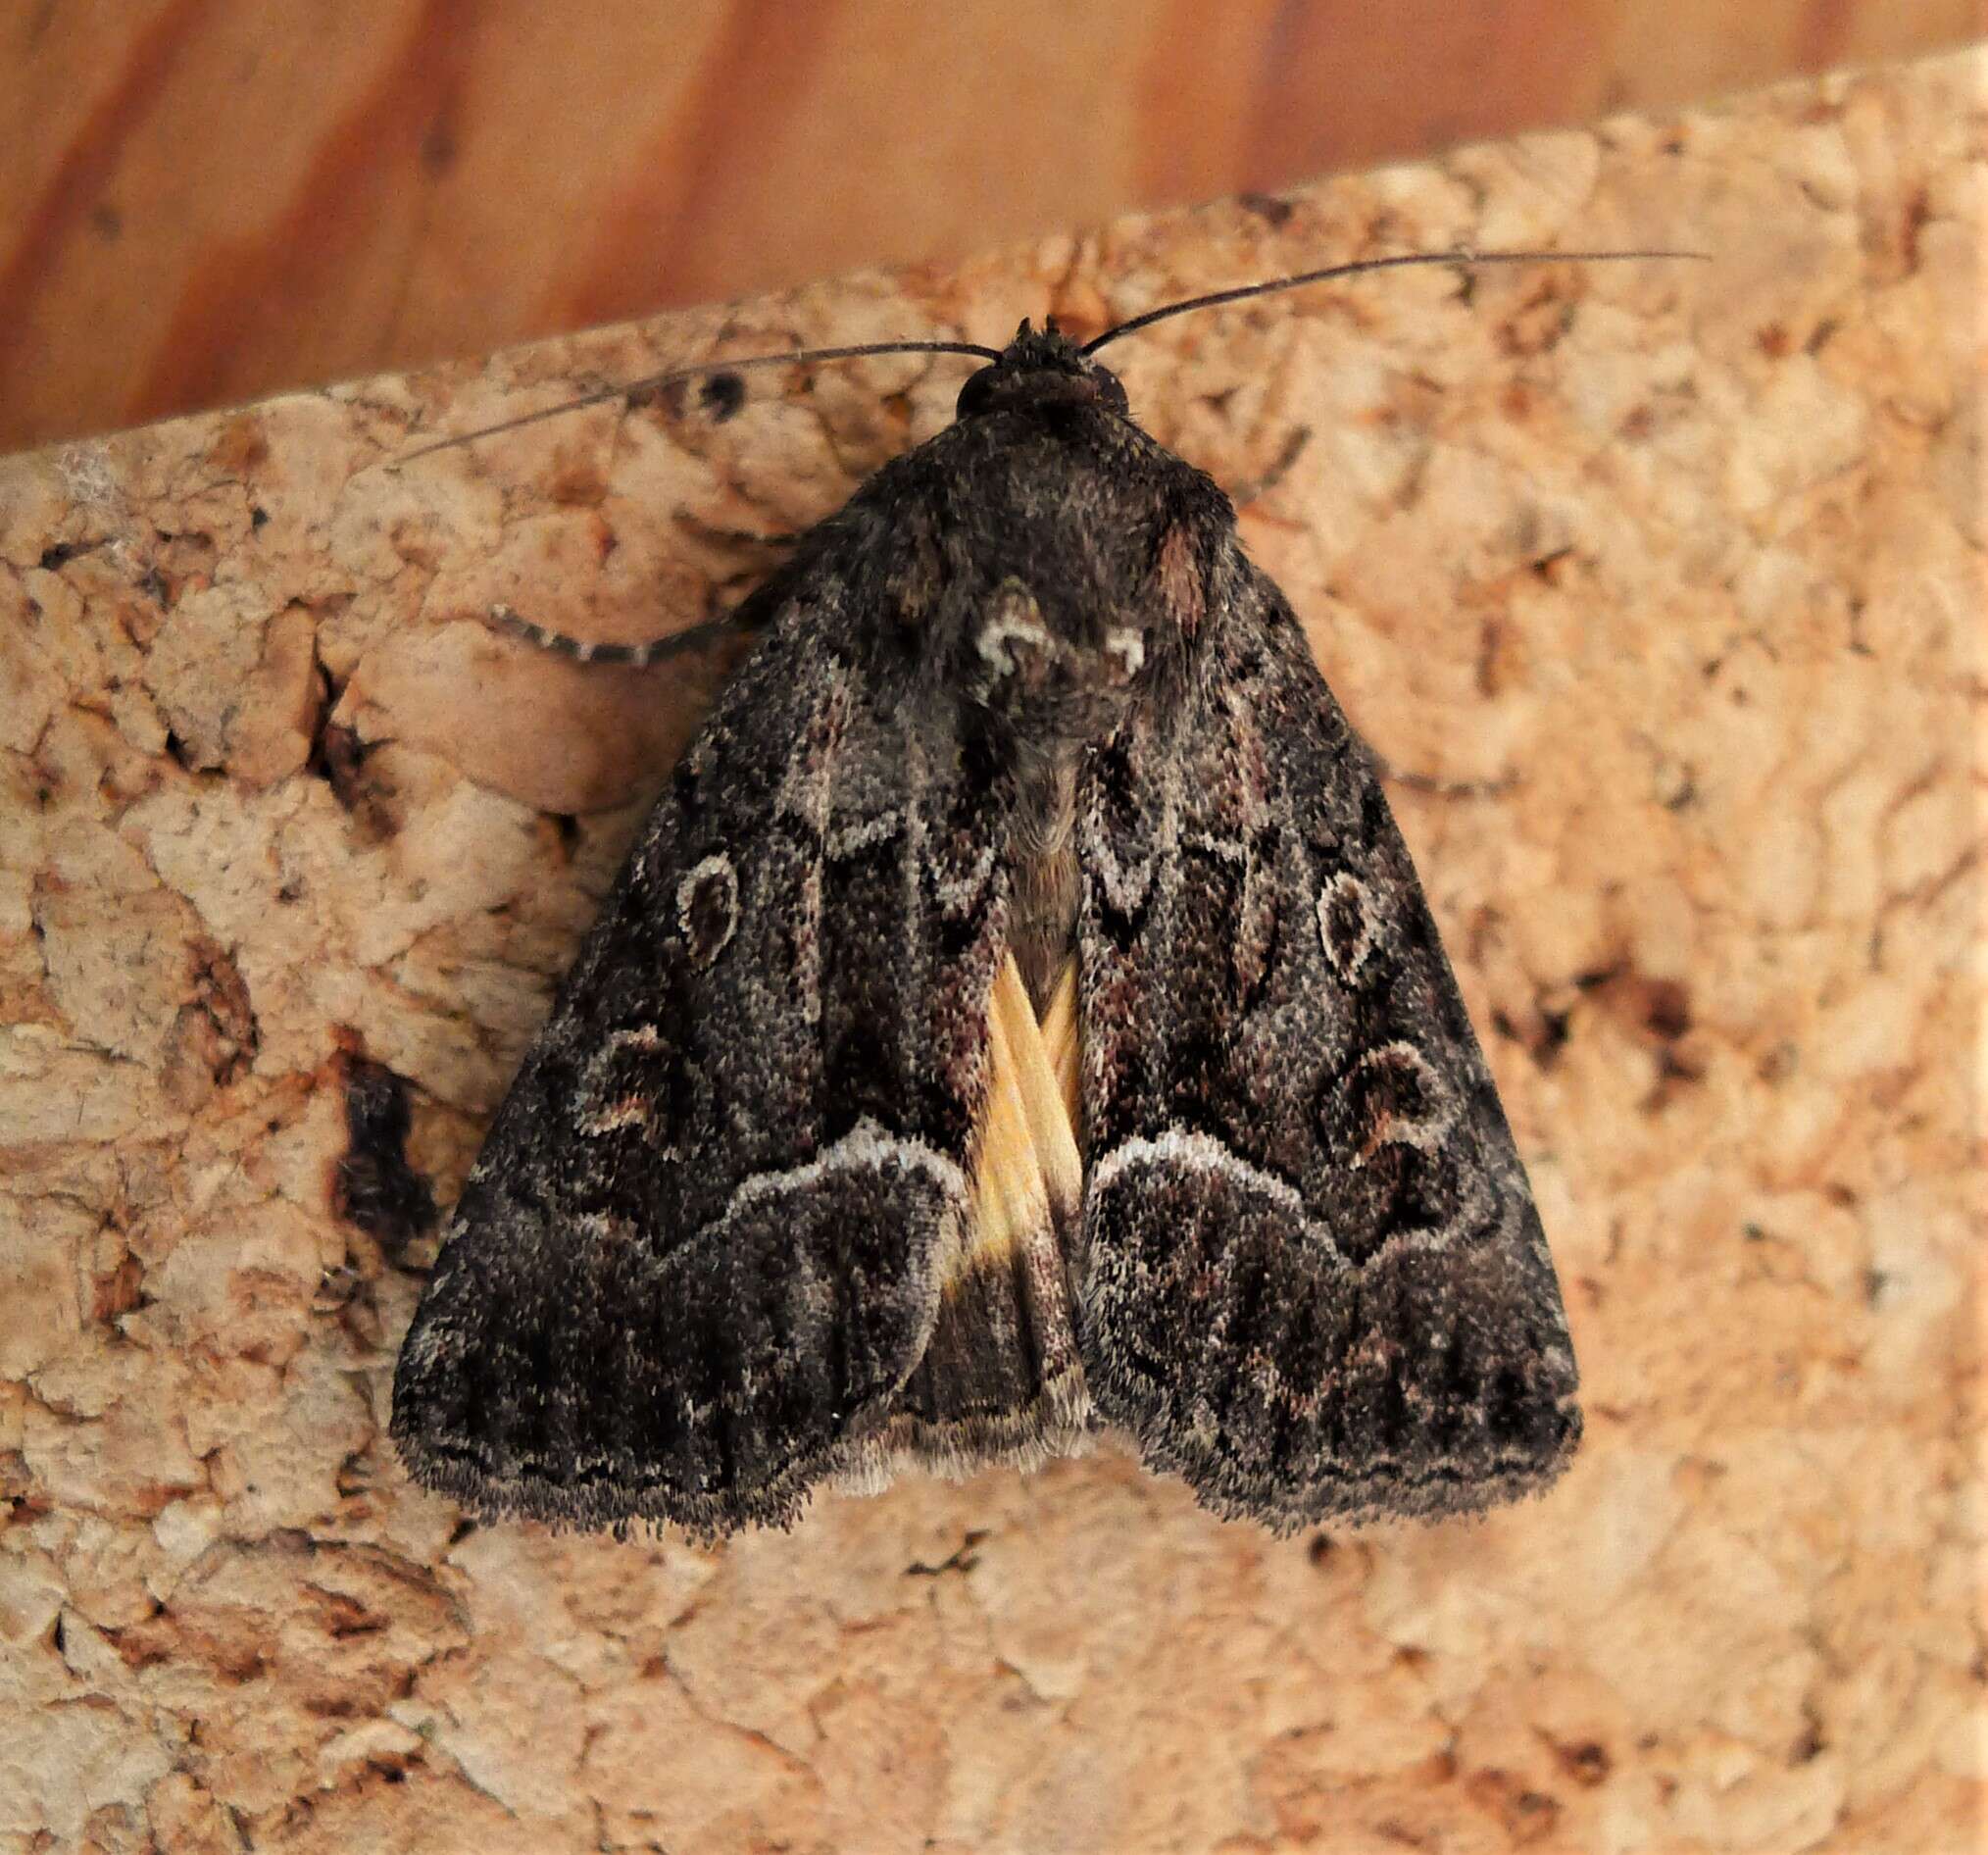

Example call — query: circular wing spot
[676,853,740,968]
[1334,1040,1455,1160]
[1317,872,1379,980]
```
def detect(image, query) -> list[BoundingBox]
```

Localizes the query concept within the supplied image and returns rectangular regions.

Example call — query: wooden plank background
[2,1,1974,449]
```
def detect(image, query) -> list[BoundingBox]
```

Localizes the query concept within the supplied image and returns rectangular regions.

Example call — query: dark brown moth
[390,251,1681,1538]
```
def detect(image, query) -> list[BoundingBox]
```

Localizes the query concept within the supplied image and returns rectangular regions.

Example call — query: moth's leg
[486,603,762,667]
[1369,753,1518,800]
[676,514,802,553]
[1228,425,1312,510]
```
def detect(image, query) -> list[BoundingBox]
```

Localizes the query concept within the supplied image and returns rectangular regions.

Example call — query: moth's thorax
[938,337,1200,750]
[877,318,1222,1015]
[940,326,1149,1011]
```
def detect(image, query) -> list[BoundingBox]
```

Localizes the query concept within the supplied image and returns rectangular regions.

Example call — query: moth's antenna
[392,338,1005,466]
[1081,247,1709,355]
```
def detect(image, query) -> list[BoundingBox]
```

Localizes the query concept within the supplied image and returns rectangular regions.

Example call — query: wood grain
[1,0,1974,450]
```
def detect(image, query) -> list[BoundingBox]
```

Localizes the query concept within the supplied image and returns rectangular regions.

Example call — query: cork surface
[1,49,1979,1855]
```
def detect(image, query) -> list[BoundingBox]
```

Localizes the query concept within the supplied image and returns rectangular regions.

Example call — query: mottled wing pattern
[1074,553,1579,1530]
[391,598,1015,1536]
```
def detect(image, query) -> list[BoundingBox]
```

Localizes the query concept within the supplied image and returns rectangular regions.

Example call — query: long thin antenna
[391,338,1004,466]
[1082,247,1708,354]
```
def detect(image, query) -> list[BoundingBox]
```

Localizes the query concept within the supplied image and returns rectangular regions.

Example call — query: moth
[390,250,1674,1538]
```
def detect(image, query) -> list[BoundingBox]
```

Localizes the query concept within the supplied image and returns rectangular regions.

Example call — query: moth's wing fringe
[1112,1407,1583,1536]
[829,1378,1097,1495]
[390,1432,813,1543]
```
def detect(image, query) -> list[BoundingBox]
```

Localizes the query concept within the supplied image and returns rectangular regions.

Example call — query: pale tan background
[2,0,1977,451]
[1,47,1980,1855]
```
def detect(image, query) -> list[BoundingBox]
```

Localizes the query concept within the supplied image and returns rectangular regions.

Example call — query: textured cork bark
[1,50,1978,1855]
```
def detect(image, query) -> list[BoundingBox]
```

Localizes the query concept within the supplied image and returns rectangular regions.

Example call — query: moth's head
[955,320,1129,421]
